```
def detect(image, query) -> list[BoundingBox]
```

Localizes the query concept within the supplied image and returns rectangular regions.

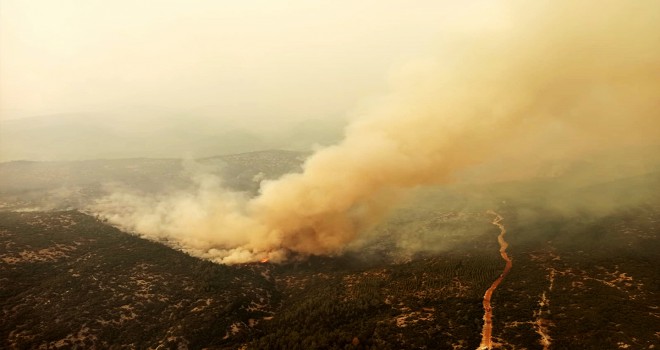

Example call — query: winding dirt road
[478,210,513,350]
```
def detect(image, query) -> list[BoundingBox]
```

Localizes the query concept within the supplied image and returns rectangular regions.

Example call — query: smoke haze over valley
[1,1,659,349]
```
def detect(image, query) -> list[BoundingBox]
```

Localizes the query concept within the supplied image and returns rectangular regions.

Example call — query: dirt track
[478,211,512,350]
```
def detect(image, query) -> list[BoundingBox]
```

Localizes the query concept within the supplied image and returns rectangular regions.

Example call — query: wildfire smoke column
[246,0,660,258]
[95,0,660,264]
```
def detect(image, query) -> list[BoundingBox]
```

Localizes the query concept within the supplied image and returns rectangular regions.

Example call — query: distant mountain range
[2,144,660,214]
[0,113,344,162]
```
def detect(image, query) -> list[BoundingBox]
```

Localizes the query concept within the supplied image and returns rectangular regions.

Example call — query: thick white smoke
[92,1,660,263]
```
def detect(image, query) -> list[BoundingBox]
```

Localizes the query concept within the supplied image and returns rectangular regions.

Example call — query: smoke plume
[93,1,660,263]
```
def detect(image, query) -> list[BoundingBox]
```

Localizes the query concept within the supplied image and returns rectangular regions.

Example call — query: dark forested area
[1,207,658,349]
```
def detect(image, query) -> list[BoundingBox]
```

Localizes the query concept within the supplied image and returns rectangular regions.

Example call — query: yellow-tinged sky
[0,0,503,122]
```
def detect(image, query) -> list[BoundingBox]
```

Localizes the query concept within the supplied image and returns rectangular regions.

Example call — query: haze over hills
[1,146,659,263]
[0,113,343,162]
[0,150,306,211]
[2,145,658,216]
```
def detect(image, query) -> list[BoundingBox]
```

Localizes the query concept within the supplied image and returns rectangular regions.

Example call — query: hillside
[1,205,658,349]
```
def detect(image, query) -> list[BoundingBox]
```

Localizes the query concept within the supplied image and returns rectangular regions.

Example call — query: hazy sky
[0,0,499,123]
